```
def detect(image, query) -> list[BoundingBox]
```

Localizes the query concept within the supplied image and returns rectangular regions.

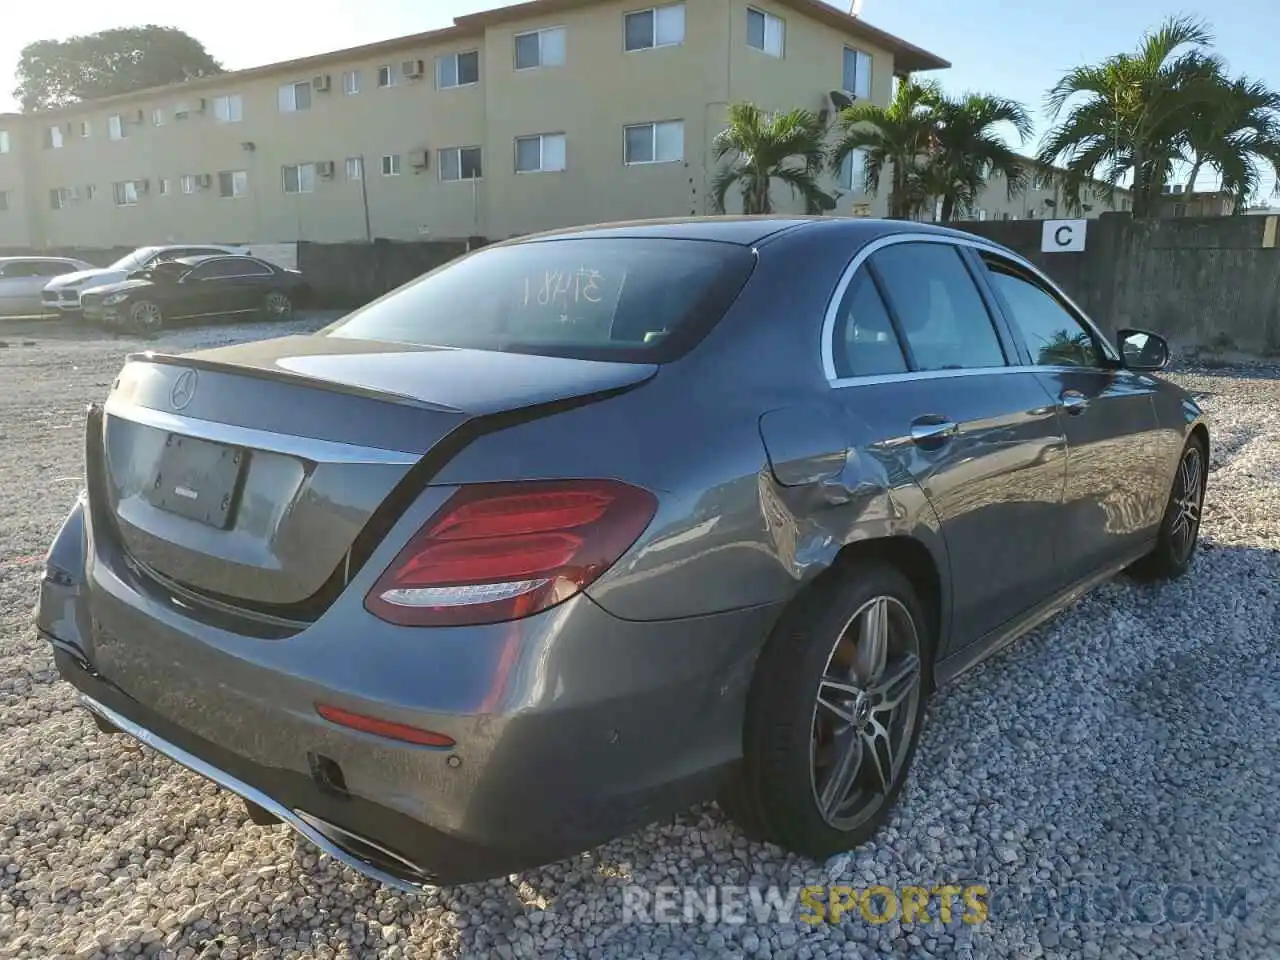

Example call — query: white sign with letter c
[1041,219,1087,253]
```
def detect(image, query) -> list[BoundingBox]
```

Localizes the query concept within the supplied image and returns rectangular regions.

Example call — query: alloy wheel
[265,292,293,318]
[1170,445,1204,563]
[131,301,162,331]
[810,595,922,830]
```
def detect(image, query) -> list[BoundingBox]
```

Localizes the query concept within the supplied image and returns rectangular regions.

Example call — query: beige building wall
[955,166,1132,222]
[0,117,37,247]
[0,0,944,248]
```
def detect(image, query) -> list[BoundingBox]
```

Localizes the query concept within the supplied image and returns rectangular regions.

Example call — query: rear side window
[326,238,756,362]
[871,243,1006,371]
[831,269,907,378]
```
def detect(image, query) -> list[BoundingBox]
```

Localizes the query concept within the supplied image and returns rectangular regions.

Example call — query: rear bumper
[40,495,780,886]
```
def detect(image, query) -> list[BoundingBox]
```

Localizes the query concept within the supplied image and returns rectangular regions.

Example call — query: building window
[46,126,65,149]
[839,148,868,191]
[437,51,480,88]
[746,8,785,57]
[152,108,166,126]
[515,133,566,173]
[278,81,312,112]
[213,94,243,123]
[78,120,91,138]
[515,27,566,69]
[282,163,317,194]
[84,184,97,200]
[343,70,361,94]
[842,47,872,99]
[439,146,483,181]
[113,181,140,206]
[108,115,127,140]
[624,4,685,50]
[978,209,988,221]
[174,102,190,121]
[159,178,171,196]
[219,170,248,198]
[377,65,394,87]
[346,157,364,180]
[624,120,684,164]
[381,154,401,176]
[0,190,9,211]
[180,175,197,195]
[0,130,9,153]
[50,188,72,210]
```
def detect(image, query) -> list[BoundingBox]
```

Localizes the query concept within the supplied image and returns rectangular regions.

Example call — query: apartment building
[955,162,1133,222]
[0,0,947,250]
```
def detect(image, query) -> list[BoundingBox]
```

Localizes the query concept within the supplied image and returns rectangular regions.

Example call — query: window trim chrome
[822,231,1119,387]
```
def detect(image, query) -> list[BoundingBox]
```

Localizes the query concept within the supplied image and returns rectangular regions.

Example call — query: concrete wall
[956,213,1280,355]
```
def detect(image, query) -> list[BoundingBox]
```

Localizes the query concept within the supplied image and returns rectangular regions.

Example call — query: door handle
[1059,390,1089,415]
[910,416,959,447]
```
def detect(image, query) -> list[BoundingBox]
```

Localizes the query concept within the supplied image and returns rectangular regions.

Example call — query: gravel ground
[1,317,1278,959]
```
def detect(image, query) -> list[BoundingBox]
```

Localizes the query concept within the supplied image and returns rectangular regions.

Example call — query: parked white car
[0,257,96,317]
[42,244,246,314]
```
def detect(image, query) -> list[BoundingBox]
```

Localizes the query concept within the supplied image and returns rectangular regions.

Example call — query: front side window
[515,27,566,69]
[747,8,785,57]
[326,237,756,363]
[278,81,312,112]
[983,258,1101,368]
[282,163,317,194]
[214,94,243,123]
[843,47,872,99]
[515,134,567,173]
[625,4,686,50]
[870,242,1006,371]
[624,120,684,164]
[219,170,248,198]
[437,51,480,88]
[439,146,483,181]
[831,268,908,378]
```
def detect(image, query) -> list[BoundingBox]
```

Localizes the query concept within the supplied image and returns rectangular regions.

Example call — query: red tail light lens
[365,479,658,627]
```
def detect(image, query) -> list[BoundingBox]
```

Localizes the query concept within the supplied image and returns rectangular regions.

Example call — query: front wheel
[720,559,932,859]
[127,300,164,334]
[261,290,293,320]
[1129,436,1207,580]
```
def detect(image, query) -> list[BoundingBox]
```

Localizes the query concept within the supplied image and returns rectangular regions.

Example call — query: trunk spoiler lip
[123,350,464,413]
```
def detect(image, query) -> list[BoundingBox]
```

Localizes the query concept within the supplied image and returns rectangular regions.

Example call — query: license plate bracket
[144,433,246,529]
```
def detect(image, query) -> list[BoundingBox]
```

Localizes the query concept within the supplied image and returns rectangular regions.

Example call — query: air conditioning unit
[401,59,425,80]
[317,160,335,178]
[67,186,81,200]
[410,149,430,170]
[313,74,331,92]
[197,173,213,189]
[1171,184,1185,195]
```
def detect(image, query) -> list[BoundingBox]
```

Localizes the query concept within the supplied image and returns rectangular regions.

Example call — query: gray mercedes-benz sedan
[38,217,1208,890]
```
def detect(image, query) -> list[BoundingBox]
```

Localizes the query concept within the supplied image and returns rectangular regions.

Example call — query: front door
[176,259,242,320]
[829,239,1068,652]
[973,251,1165,585]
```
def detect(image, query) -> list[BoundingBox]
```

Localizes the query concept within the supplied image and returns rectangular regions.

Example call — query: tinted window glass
[0,261,41,278]
[326,238,756,363]
[985,262,1100,367]
[38,261,79,276]
[188,259,246,279]
[871,243,1006,371]
[832,269,907,378]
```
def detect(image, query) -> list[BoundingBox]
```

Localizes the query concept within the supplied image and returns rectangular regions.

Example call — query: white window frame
[345,157,364,180]
[213,94,243,123]
[113,181,139,207]
[839,148,868,191]
[381,154,401,177]
[439,146,483,182]
[159,178,171,196]
[78,120,91,138]
[436,51,480,89]
[514,27,566,70]
[746,7,785,57]
[842,47,872,100]
[85,184,97,200]
[218,170,248,199]
[624,3,686,51]
[623,120,684,165]
[50,187,71,210]
[0,130,9,154]
[0,189,10,211]
[278,81,312,113]
[343,70,361,94]
[515,133,567,173]
[377,64,395,88]
[282,163,317,194]
[107,115,126,141]
[152,108,166,126]
[47,125,65,149]
[180,175,197,195]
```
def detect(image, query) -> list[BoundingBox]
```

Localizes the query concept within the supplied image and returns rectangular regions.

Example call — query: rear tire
[720,559,933,859]
[262,290,293,320]
[1128,435,1207,581]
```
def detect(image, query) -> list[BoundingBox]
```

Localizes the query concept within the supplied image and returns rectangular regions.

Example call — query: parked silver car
[0,257,95,316]
[42,244,246,315]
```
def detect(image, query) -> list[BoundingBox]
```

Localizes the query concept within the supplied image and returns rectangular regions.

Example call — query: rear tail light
[365,479,657,627]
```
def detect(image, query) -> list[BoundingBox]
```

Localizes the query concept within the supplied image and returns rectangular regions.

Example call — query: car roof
[0,255,84,263]
[501,216,1004,249]
[161,253,259,267]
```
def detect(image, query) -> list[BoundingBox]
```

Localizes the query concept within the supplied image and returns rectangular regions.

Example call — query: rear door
[176,258,243,319]
[973,250,1165,584]
[828,238,1068,651]
[216,258,276,315]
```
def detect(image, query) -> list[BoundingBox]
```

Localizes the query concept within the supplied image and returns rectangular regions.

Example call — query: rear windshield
[324,237,756,362]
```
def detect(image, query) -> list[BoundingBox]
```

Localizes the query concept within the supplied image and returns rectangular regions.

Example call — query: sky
[2,0,1276,199]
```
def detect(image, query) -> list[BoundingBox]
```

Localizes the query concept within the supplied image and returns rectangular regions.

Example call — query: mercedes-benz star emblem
[170,369,198,410]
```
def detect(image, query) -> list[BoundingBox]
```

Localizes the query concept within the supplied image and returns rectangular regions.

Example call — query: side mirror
[1117,328,1170,371]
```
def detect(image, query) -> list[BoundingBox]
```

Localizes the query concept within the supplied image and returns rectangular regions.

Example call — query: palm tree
[829,77,944,219]
[1038,16,1229,217]
[710,103,832,215]
[925,93,1033,220]
[1182,72,1280,208]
